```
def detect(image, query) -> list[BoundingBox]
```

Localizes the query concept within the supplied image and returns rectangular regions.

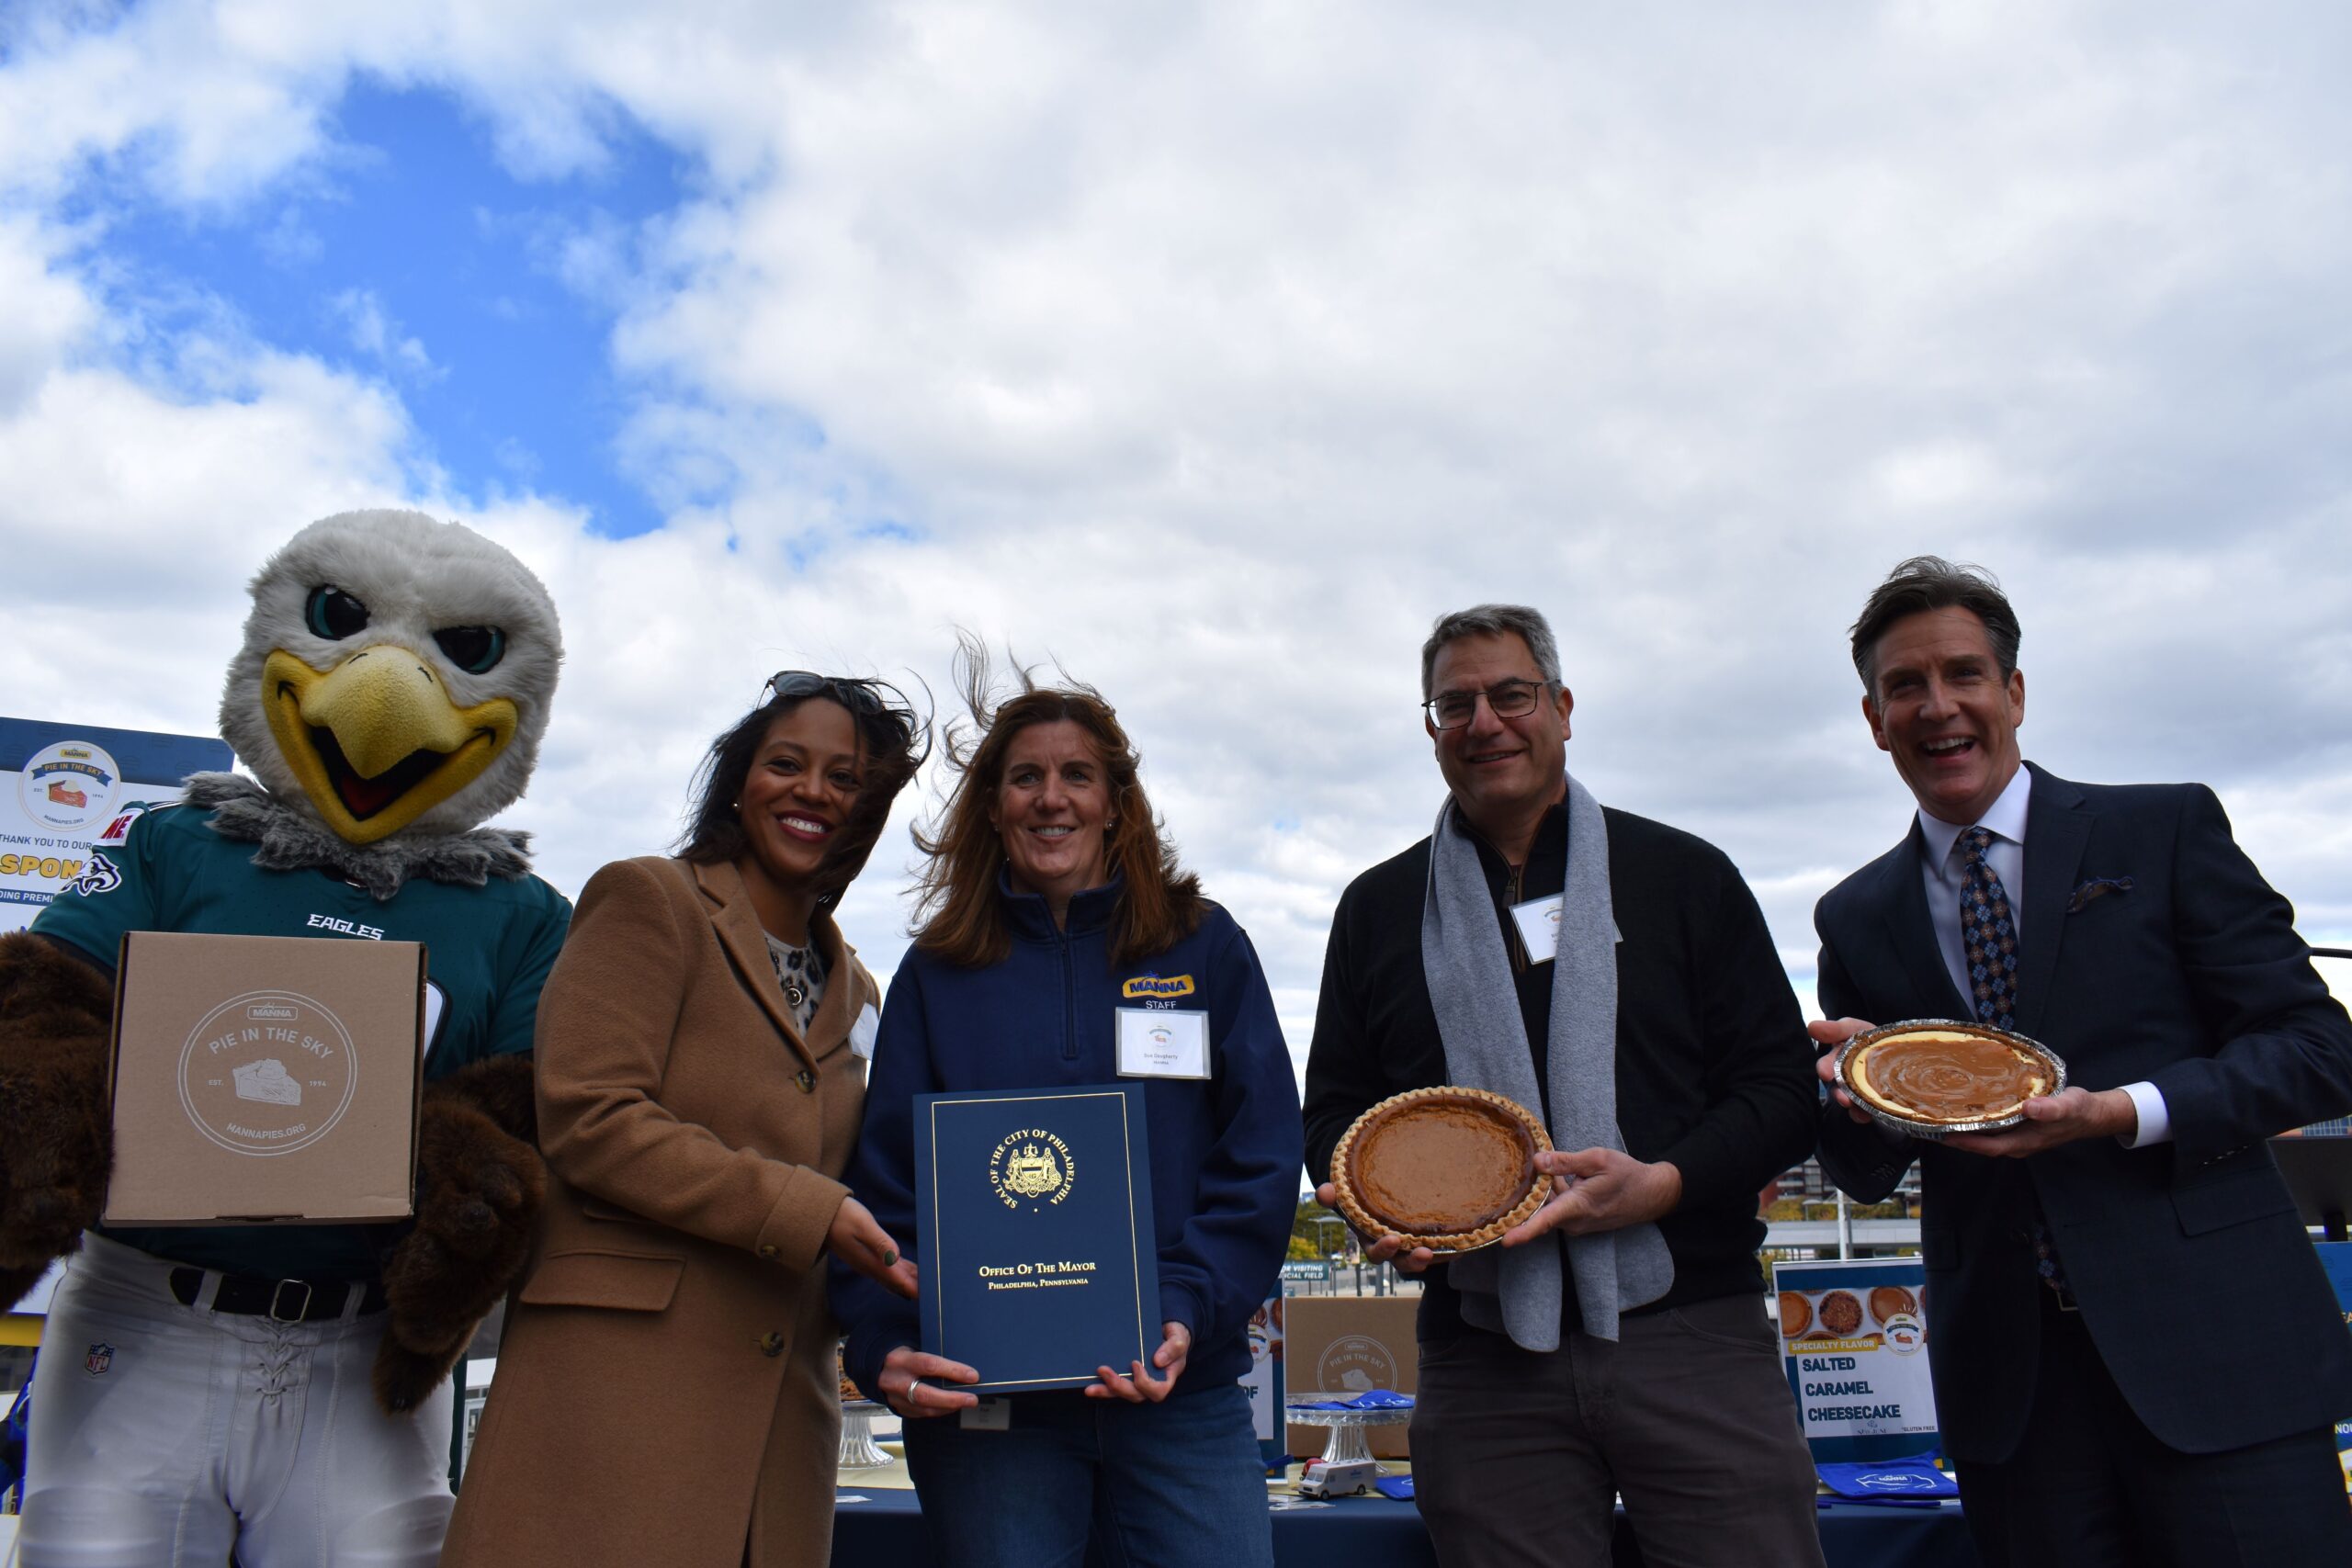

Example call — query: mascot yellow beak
[262,646,519,844]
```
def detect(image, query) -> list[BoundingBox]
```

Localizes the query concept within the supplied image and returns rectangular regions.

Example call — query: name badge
[960,1396,1012,1431]
[849,1003,880,1061]
[1510,894,1565,964]
[1115,1008,1211,1079]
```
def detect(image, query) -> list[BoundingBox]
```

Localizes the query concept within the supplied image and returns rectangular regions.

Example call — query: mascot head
[219,511,562,845]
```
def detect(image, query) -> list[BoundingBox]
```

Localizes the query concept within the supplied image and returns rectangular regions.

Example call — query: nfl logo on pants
[84,1342,114,1376]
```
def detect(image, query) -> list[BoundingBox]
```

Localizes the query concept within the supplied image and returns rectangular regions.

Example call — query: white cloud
[6,1,2352,1082]
[328,287,432,373]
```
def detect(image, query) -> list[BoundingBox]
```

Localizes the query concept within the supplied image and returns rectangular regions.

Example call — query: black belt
[167,1267,387,1323]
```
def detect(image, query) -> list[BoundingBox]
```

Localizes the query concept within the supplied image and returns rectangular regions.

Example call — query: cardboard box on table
[102,931,426,1226]
[1282,1294,1419,1459]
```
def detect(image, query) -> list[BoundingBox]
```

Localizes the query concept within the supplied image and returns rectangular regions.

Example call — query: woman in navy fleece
[831,662,1301,1568]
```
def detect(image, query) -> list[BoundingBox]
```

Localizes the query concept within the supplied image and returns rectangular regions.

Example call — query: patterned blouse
[763,931,829,1036]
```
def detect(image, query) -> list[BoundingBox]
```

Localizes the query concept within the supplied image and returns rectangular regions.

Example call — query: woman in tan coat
[442,673,926,1568]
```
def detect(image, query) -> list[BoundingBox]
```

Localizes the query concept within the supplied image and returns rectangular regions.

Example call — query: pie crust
[1837,1020,2065,1137]
[1329,1087,1554,1254]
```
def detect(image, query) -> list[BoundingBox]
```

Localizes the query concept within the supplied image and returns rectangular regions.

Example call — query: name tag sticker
[1510,894,1565,964]
[960,1396,1012,1431]
[850,1003,880,1061]
[1115,1008,1211,1079]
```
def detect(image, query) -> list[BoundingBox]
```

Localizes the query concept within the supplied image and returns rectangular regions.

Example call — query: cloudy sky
[7,0,2351,1058]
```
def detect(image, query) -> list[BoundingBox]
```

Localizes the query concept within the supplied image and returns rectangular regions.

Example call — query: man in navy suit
[1812,557,2352,1566]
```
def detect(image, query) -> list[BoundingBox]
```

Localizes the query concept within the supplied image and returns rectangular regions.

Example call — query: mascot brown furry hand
[0,510,571,1568]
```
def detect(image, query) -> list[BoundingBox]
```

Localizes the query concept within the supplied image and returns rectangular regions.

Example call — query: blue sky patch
[68,77,693,539]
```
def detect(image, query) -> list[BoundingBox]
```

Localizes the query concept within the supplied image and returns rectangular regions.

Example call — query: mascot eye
[304,586,370,640]
[434,626,506,674]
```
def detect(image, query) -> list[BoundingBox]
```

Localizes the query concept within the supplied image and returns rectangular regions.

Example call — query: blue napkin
[1815,1451,1957,1501]
[1374,1476,1416,1501]
[1292,1390,1417,1412]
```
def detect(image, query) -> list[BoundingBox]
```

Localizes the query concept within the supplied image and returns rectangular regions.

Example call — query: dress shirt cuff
[2117,1080,2171,1148]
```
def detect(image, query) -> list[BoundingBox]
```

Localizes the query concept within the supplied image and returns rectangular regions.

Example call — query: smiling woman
[829,641,1302,1568]
[441,671,933,1568]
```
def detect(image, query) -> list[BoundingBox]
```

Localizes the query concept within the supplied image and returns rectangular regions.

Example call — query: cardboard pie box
[1282,1294,1419,1459]
[102,931,427,1226]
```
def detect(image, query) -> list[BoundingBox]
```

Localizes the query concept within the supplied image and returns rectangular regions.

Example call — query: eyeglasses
[1422,679,1553,729]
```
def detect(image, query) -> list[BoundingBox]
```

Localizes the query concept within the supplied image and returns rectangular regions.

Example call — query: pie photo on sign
[1870,1285,1918,1327]
[1836,1020,2065,1137]
[1329,1087,1554,1253]
[1777,1292,1813,1340]
[1815,1291,1864,1337]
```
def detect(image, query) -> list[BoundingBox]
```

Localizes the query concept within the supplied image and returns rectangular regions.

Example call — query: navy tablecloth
[831,1488,1976,1568]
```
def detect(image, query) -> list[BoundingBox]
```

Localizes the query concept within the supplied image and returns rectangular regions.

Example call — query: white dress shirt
[1915,765,2169,1147]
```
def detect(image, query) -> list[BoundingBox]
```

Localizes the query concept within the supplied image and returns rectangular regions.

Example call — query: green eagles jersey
[33,801,571,1282]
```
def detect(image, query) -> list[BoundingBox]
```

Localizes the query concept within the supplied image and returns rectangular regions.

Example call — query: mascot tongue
[311,726,441,819]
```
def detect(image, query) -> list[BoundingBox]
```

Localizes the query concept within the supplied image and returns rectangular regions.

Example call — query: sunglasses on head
[761,671,909,715]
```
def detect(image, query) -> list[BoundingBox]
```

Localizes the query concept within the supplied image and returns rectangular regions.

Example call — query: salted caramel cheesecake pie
[1837,1021,2065,1136]
[1329,1087,1554,1253]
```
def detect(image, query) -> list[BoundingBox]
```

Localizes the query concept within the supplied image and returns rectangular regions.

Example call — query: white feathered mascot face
[219,511,563,845]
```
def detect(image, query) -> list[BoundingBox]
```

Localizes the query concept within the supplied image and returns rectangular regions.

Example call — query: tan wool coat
[441,855,876,1568]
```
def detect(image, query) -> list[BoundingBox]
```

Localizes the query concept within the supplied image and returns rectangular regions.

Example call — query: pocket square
[2066,875,2133,913]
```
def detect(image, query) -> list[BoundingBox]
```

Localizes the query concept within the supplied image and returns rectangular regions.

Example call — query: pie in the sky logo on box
[177,990,358,1156]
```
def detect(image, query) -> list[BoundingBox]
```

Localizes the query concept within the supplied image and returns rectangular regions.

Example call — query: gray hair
[1420,604,1564,699]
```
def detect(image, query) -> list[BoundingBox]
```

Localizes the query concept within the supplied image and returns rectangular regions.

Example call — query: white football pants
[17,1233,453,1568]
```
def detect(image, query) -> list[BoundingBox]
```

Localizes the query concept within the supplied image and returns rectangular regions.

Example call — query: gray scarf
[1419,775,1672,1348]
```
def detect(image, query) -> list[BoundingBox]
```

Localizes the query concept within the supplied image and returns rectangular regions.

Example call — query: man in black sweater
[1303,604,1824,1568]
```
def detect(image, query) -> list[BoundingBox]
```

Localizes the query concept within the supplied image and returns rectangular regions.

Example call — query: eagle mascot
[0,510,570,1568]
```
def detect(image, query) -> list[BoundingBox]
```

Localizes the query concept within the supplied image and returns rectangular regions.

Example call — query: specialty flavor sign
[1,716,232,934]
[1775,1257,1939,1463]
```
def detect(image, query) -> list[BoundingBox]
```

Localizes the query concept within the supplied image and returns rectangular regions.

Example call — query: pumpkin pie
[1838,1021,2064,1135]
[1329,1087,1553,1253]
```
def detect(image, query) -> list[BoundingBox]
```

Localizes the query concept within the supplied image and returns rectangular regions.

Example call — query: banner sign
[1240,1293,1284,1463]
[0,717,231,935]
[1775,1257,1939,1462]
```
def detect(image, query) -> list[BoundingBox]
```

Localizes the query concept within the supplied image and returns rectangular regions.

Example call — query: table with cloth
[829,1477,1973,1568]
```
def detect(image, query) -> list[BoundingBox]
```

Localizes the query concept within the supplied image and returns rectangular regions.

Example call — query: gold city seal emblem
[988,1128,1077,1210]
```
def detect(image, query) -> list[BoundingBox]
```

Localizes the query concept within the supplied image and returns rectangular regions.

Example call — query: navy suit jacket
[1815,763,2352,1462]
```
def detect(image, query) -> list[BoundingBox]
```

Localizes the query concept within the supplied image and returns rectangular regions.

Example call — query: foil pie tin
[1832,1019,2067,1140]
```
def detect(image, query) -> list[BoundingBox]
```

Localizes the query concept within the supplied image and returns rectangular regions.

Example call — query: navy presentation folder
[914,1084,1159,1393]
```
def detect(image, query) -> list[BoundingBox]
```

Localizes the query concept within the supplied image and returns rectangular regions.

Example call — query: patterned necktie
[1959,826,2072,1303]
[1958,826,2019,1032]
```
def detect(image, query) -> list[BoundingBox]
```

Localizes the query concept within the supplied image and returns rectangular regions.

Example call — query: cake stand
[1283,1399,1412,1471]
[838,1399,893,1469]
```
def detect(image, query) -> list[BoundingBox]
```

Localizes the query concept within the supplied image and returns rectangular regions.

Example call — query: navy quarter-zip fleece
[831,878,1303,1397]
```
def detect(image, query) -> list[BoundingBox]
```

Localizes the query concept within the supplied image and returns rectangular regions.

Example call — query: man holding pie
[1812,556,2352,1565]
[1302,604,1825,1568]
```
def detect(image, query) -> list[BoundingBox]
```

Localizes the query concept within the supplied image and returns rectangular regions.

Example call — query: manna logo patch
[1120,974,1195,1000]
